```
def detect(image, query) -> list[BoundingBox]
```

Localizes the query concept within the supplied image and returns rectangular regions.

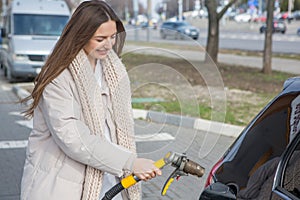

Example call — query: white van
[0,0,70,81]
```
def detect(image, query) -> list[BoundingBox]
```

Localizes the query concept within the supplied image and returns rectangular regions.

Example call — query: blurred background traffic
[0,0,300,82]
[1,0,300,36]
[65,0,300,35]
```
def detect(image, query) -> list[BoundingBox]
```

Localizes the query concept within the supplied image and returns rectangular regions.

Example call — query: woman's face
[84,20,117,61]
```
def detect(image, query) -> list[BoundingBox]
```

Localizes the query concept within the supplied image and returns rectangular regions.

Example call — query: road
[125,19,300,54]
[0,73,30,200]
[0,70,236,200]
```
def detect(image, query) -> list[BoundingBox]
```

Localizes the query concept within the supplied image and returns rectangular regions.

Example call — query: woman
[20,1,161,200]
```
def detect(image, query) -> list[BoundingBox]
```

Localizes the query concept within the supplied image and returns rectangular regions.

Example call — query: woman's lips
[96,49,108,55]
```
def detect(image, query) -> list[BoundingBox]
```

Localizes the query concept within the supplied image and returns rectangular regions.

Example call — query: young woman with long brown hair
[20,1,161,199]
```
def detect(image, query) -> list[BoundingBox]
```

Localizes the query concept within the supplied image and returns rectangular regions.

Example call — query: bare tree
[205,0,238,63]
[164,0,179,19]
[262,0,275,74]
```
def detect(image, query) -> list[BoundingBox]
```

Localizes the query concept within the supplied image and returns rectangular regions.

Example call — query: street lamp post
[133,0,139,41]
[147,0,151,42]
[178,0,183,21]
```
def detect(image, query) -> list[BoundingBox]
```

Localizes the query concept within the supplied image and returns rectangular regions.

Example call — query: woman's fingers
[154,167,162,176]
[149,171,156,178]
[132,158,163,181]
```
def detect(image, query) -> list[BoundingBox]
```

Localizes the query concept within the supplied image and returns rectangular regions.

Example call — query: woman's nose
[104,38,113,49]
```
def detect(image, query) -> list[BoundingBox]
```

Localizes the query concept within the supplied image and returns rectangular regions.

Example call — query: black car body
[160,21,199,40]
[259,20,287,34]
[200,77,300,200]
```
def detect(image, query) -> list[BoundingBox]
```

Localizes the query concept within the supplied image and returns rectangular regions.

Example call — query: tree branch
[217,0,238,20]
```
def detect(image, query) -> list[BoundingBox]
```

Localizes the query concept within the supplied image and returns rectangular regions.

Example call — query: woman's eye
[111,34,116,39]
[97,39,104,42]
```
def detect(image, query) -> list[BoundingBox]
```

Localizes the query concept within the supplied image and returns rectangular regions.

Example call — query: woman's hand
[132,158,162,181]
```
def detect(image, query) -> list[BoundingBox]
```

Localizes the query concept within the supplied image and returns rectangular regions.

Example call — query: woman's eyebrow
[94,32,117,39]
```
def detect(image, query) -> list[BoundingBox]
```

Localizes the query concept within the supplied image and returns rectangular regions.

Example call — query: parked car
[253,14,267,23]
[297,28,300,36]
[276,11,294,22]
[293,10,300,20]
[234,13,252,23]
[200,77,300,200]
[140,18,158,29]
[160,21,199,40]
[259,20,287,34]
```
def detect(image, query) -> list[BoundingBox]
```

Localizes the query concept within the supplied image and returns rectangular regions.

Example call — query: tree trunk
[205,0,219,63]
[262,0,275,74]
[204,0,237,64]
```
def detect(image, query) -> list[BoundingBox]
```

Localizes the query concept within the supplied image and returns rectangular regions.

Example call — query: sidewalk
[124,44,300,75]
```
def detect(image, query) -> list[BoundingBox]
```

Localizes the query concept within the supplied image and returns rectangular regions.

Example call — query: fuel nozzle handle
[183,159,205,177]
[167,151,205,177]
[103,151,205,200]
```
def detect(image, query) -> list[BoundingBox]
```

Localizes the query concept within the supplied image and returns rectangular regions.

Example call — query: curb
[13,86,244,138]
[133,109,244,138]
[12,85,33,106]
[12,85,30,99]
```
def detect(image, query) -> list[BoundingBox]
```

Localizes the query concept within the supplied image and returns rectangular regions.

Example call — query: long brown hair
[22,0,126,117]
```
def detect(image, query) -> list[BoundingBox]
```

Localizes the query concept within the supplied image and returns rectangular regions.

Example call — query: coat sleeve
[39,72,136,177]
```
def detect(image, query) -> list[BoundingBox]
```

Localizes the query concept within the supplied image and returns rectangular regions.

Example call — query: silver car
[160,21,199,40]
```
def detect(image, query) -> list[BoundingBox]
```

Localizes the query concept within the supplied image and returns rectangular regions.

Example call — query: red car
[253,15,267,23]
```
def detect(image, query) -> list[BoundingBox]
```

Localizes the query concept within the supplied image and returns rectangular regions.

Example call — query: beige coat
[20,68,136,200]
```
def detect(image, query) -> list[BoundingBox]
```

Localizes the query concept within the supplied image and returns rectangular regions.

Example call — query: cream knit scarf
[69,49,141,200]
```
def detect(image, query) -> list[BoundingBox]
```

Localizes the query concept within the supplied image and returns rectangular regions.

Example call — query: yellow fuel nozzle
[103,151,205,200]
